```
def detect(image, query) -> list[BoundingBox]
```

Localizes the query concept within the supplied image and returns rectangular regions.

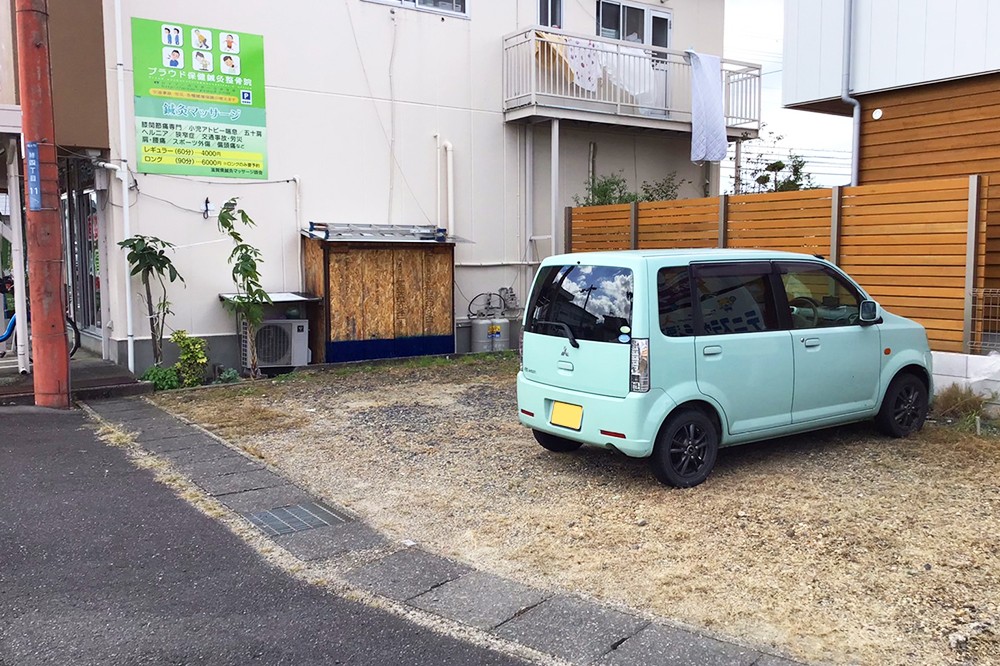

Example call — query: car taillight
[630,338,649,393]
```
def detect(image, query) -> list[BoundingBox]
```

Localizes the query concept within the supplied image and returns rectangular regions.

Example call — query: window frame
[689,261,783,336]
[361,0,468,17]
[539,0,562,28]
[773,260,867,330]
[595,0,672,47]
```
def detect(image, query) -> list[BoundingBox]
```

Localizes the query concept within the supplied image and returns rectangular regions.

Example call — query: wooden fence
[567,176,988,353]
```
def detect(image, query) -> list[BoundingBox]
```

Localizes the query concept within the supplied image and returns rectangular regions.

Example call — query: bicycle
[0,276,80,360]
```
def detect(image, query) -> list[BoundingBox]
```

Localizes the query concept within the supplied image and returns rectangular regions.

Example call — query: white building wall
[785,0,1000,107]
[98,0,725,366]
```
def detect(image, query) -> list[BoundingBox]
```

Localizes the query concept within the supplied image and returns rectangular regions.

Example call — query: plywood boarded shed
[301,224,455,363]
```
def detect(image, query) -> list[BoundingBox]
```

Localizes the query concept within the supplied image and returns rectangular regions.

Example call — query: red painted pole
[15,0,70,409]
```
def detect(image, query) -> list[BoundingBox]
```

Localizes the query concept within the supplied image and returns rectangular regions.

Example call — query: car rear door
[522,262,636,398]
[692,262,794,435]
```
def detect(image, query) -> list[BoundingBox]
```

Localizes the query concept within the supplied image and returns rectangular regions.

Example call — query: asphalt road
[0,406,527,666]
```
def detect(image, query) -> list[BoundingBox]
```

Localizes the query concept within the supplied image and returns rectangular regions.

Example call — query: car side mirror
[859,299,880,324]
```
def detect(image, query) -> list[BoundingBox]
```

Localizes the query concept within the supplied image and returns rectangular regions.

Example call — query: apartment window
[415,0,466,12]
[595,1,670,47]
[540,0,562,27]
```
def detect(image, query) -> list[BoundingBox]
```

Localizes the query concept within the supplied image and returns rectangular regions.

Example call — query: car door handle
[557,360,574,371]
[801,337,821,348]
[702,345,723,356]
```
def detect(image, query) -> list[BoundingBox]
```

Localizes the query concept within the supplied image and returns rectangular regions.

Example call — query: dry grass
[151,357,1000,665]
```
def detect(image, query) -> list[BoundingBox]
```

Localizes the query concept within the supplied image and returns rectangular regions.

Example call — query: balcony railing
[503,27,761,131]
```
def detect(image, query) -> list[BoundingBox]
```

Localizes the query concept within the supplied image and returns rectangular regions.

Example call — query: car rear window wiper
[535,320,580,348]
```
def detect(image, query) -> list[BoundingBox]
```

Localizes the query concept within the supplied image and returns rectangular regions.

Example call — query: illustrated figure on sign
[172,27,182,45]
[163,47,183,68]
[162,27,171,44]
[193,28,211,50]
[221,55,240,75]
[194,51,212,72]
[221,33,240,53]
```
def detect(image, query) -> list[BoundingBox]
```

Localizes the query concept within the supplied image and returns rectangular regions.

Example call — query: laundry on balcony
[503,27,762,132]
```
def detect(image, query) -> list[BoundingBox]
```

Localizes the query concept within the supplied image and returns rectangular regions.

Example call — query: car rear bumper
[516,372,671,458]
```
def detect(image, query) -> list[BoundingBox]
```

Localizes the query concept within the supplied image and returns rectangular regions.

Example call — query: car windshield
[525,264,633,343]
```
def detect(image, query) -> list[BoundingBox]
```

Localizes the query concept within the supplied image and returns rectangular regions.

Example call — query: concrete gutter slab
[197,469,287,496]
[596,623,761,666]
[411,571,549,630]
[272,522,388,562]
[495,594,648,664]
[343,548,472,602]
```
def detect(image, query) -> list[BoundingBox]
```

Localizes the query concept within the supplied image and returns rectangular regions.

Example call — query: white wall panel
[783,0,844,106]
[788,0,1000,106]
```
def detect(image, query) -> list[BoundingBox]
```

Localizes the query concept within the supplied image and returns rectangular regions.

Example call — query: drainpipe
[442,140,454,236]
[841,0,860,186]
[111,0,135,372]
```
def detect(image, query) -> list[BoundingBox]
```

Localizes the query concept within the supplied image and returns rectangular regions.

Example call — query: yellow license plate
[550,401,583,430]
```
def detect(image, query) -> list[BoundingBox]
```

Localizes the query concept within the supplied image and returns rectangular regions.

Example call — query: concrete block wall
[932,351,1000,413]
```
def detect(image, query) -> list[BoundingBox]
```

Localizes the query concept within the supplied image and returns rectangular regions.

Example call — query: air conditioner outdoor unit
[242,319,310,369]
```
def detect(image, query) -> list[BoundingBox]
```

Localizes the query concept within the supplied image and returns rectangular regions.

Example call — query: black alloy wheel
[651,409,719,488]
[875,373,928,437]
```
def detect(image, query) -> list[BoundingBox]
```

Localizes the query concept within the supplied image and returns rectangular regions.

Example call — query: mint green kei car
[516,249,933,488]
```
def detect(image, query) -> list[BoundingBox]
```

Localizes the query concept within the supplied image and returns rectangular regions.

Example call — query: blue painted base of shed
[325,335,455,363]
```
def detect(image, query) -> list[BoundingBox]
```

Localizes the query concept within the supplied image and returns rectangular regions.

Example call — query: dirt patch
[152,356,1000,665]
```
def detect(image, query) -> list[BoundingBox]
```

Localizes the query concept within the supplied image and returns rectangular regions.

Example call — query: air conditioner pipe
[442,140,454,236]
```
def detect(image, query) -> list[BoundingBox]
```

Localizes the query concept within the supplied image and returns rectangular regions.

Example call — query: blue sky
[724,0,853,188]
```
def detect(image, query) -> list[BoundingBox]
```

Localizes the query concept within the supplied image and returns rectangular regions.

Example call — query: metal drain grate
[244,502,349,536]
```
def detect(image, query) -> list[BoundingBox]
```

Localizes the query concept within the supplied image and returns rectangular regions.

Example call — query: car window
[658,266,694,337]
[776,261,863,330]
[692,262,778,335]
[525,264,633,343]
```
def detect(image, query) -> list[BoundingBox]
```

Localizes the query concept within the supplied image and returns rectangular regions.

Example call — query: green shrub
[214,367,241,384]
[171,330,208,388]
[141,365,180,391]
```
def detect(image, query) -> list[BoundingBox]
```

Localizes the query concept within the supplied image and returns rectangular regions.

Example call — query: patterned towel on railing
[687,50,728,163]
[565,37,601,92]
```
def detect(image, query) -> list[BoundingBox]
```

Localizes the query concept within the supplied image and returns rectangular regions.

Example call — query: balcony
[502,27,761,136]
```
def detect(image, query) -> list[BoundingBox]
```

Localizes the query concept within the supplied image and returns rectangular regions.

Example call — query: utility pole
[16,0,70,409]
[733,139,743,194]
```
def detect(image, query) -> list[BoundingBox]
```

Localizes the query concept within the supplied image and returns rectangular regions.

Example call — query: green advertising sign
[131,18,267,179]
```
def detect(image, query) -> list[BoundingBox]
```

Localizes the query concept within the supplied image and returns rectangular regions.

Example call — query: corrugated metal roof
[302,222,457,244]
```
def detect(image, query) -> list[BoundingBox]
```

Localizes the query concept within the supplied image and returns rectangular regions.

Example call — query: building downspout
[112,0,135,372]
[841,0,860,186]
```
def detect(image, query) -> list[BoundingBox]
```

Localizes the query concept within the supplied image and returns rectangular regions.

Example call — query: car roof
[544,248,831,266]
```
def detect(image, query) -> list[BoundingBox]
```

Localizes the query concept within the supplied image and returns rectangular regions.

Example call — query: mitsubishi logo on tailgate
[561,347,569,357]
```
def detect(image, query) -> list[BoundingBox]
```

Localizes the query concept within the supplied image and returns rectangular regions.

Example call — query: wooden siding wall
[568,177,986,352]
[638,198,718,248]
[727,190,832,256]
[859,73,1000,291]
[837,178,978,352]
[569,204,632,251]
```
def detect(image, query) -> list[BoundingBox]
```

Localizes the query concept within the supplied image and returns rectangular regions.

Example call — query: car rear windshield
[525,264,633,343]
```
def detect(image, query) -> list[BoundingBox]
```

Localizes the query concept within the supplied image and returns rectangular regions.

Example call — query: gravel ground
[152,355,1000,665]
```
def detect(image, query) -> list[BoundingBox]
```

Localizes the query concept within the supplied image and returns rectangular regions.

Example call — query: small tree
[732,127,818,194]
[574,171,685,206]
[118,235,184,366]
[217,198,271,378]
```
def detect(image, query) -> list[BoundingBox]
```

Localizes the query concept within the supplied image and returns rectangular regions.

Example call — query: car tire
[875,373,928,438]
[532,429,583,452]
[650,409,719,488]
